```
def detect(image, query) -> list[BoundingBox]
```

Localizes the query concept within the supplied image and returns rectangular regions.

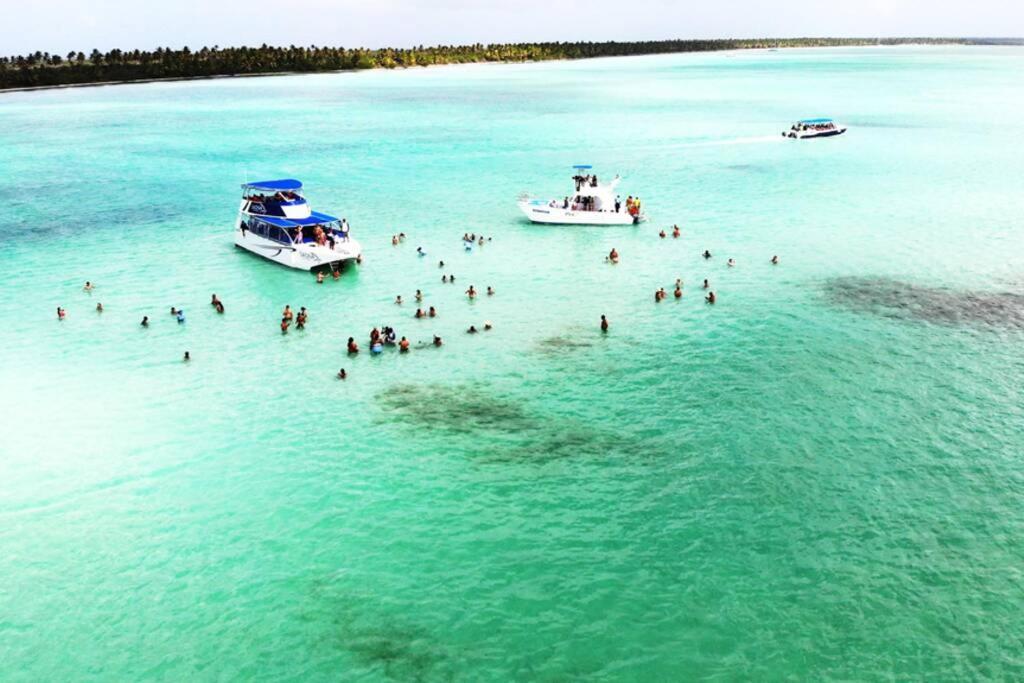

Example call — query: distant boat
[234,179,361,271]
[782,118,847,139]
[517,165,646,225]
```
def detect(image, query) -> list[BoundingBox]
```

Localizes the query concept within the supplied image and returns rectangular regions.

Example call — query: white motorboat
[783,118,847,139]
[518,165,646,225]
[234,178,361,271]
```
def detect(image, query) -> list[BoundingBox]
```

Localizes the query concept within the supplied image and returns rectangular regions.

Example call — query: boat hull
[233,227,361,271]
[518,201,644,225]
[784,127,847,139]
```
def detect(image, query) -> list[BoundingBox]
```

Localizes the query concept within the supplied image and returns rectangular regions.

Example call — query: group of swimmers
[658,225,682,239]
[391,232,408,246]
[280,304,308,333]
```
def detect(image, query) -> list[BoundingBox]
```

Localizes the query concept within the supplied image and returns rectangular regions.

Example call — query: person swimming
[215,300,224,314]
[486,286,494,296]
[347,337,359,354]
[428,306,436,318]
[415,289,423,302]
[170,307,177,315]
[416,246,426,257]
[140,316,149,327]
[57,307,66,320]
[183,351,190,361]
[672,225,680,238]
[337,368,347,380]
[483,321,492,331]
[771,255,779,265]
[211,294,220,307]
[442,275,448,283]
[176,309,185,324]
[332,268,341,280]
[675,278,683,288]
[600,314,609,331]
[83,281,94,291]
[96,302,103,313]
[467,325,478,334]
[395,295,403,305]
[466,285,476,299]
[706,291,716,304]
[659,229,666,238]
[399,336,410,352]
[608,248,619,264]
[317,271,325,283]
[727,258,735,267]
[703,250,712,259]
[438,260,445,268]
[674,286,682,299]
[433,335,443,347]
[703,279,709,289]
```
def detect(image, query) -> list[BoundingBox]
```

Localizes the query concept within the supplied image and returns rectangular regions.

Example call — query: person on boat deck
[563,197,569,209]
[615,196,621,212]
[591,175,598,187]
[341,218,350,233]
[292,227,302,243]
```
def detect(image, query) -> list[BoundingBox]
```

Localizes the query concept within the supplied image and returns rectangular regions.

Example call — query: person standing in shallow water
[600,314,609,332]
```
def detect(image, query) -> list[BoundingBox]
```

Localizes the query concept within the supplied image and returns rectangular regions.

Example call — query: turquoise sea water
[2,46,1024,680]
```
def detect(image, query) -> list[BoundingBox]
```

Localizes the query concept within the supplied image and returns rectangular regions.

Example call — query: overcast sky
[3,0,1021,55]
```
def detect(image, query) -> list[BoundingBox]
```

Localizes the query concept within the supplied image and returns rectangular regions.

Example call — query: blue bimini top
[242,178,303,192]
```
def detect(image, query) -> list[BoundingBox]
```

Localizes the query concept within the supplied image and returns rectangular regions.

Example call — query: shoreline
[0,41,1007,95]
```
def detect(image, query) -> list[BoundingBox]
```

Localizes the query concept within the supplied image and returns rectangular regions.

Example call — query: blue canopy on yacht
[242,178,303,191]
[250,215,298,228]
[249,211,339,228]
[799,118,833,124]
[288,211,340,226]
[572,164,593,170]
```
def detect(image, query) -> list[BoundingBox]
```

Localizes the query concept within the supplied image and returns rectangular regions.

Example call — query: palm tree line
[0,38,979,90]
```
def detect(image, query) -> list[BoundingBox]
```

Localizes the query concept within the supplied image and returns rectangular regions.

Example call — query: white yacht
[234,179,361,271]
[518,165,646,225]
[783,118,847,139]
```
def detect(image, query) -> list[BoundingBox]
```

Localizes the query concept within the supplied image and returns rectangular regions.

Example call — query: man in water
[347,337,359,354]
[183,351,190,361]
[467,325,478,334]
[337,368,347,380]
[703,250,712,259]
[600,314,609,332]
[771,255,779,265]
[433,335,443,347]
[83,281,94,291]
[141,316,149,327]
[706,291,716,304]
[399,337,410,352]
